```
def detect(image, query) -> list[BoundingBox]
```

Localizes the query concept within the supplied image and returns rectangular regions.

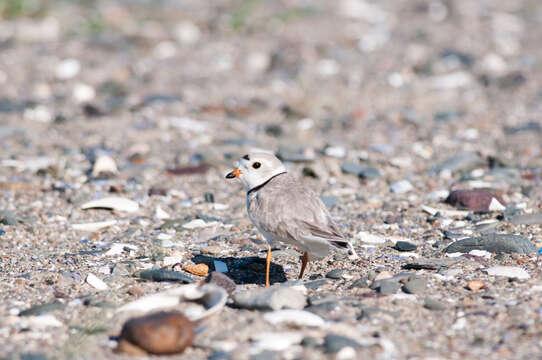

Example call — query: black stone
[394,241,417,252]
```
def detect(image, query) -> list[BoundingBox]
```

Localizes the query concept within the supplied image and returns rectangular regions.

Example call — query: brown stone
[205,271,237,295]
[446,189,506,212]
[117,312,194,355]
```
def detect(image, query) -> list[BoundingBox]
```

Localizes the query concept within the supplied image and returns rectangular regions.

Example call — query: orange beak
[225,168,242,179]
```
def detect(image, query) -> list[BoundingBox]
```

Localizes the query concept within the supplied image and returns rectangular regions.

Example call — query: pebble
[55,58,81,80]
[72,83,96,103]
[323,334,361,353]
[173,21,201,44]
[0,210,18,225]
[91,155,118,178]
[304,279,328,289]
[341,162,380,179]
[205,272,237,294]
[182,219,218,229]
[213,260,228,273]
[105,243,138,256]
[139,269,194,283]
[402,278,426,294]
[485,266,530,279]
[117,311,194,355]
[155,206,171,220]
[446,189,506,212]
[232,285,307,311]
[251,332,303,352]
[467,280,485,291]
[86,273,108,291]
[250,350,279,360]
[19,301,66,316]
[350,277,370,289]
[378,279,400,294]
[355,231,386,244]
[424,297,446,311]
[432,151,482,174]
[81,197,139,213]
[394,241,417,252]
[113,263,135,276]
[208,351,232,360]
[444,234,536,254]
[326,269,343,279]
[390,180,413,194]
[263,310,325,328]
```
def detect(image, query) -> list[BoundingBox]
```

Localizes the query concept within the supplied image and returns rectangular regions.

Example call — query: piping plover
[226,152,357,286]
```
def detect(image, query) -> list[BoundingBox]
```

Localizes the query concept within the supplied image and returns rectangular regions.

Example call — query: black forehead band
[242,154,250,160]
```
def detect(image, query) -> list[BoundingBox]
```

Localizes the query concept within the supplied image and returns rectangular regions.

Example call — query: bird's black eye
[252,162,261,169]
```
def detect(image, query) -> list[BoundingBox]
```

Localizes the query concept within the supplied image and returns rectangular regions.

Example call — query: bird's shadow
[191,254,287,285]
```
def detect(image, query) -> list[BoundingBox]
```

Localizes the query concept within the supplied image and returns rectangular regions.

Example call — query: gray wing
[250,176,355,258]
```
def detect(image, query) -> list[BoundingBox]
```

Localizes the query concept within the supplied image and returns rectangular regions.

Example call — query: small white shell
[81,197,139,213]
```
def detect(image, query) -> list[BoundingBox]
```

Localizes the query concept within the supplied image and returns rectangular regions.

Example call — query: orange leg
[265,246,271,287]
[298,251,308,279]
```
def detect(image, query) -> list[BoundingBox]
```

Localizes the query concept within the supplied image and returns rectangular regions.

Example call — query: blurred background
[1,0,541,169]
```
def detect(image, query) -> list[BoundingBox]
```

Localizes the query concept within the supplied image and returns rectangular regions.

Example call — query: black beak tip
[225,172,235,179]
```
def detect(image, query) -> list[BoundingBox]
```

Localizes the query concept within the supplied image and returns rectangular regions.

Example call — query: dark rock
[403,258,463,270]
[446,189,506,212]
[394,241,417,252]
[325,269,343,280]
[424,297,446,311]
[204,192,215,203]
[402,278,426,294]
[444,233,536,254]
[378,279,400,294]
[434,110,465,122]
[320,195,339,209]
[349,277,370,289]
[117,312,194,355]
[509,214,542,225]
[20,301,66,316]
[205,272,236,295]
[431,151,482,174]
[138,270,194,283]
[301,336,320,346]
[232,285,306,310]
[264,124,283,137]
[504,121,542,135]
[323,334,361,353]
[497,71,526,89]
[304,279,328,289]
[0,210,17,225]
[341,162,380,179]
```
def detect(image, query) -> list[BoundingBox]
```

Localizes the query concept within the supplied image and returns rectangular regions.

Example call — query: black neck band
[247,172,287,196]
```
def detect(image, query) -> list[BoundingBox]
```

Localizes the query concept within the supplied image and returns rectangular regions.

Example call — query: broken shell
[92,155,118,177]
[81,197,139,213]
[117,283,227,322]
[72,220,117,232]
[183,263,209,276]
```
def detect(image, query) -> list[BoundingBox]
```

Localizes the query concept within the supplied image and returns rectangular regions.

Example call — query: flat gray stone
[402,278,426,294]
[444,233,536,254]
[232,285,307,311]
[424,297,446,311]
[323,334,361,353]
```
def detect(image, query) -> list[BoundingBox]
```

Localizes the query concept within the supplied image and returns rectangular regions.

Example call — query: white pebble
[486,266,530,279]
[24,105,52,123]
[390,180,414,194]
[263,310,325,328]
[92,155,118,177]
[86,273,108,291]
[155,206,171,220]
[55,58,80,79]
[355,231,386,244]
[73,83,95,103]
[173,21,201,44]
[105,243,138,256]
